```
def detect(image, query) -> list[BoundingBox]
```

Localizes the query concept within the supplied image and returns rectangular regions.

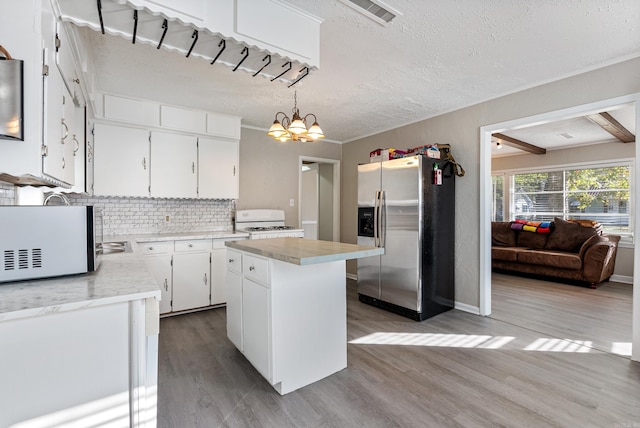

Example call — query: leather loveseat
[491,217,620,288]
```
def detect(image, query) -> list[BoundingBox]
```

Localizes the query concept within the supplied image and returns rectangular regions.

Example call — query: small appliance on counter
[0,206,100,283]
[235,209,305,239]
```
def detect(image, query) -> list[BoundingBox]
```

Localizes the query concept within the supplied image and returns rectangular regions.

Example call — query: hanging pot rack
[56,0,313,87]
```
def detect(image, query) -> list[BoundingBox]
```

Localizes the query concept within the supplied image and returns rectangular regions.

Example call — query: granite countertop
[226,238,384,266]
[0,252,159,322]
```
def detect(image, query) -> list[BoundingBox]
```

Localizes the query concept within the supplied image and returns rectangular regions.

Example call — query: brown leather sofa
[491,218,620,288]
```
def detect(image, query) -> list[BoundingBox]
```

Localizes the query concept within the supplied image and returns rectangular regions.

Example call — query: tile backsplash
[0,182,16,205]
[66,194,233,236]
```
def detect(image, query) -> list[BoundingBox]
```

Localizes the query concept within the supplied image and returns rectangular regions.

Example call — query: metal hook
[96,0,105,34]
[186,30,198,57]
[210,39,226,65]
[287,67,309,88]
[132,10,138,44]
[252,55,271,77]
[271,61,292,82]
[233,47,249,72]
[157,19,168,49]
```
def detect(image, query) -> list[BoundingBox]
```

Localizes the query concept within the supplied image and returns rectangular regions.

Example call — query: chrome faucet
[43,192,71,206]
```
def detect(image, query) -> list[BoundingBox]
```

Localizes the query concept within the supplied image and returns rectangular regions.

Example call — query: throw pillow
[545,217,598,252]
[491,222,517,247]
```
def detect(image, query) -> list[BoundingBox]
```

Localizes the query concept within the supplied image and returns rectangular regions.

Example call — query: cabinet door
[42,66,65,182]
[172,252,210,312]
[242,278,270,379]
[198,137,238,199]
[150,131,197,198]
[226,270,243,351]
[144,254,173,314]
[93,123,150,197]
[211,248,227,305]
[61,84,75,185]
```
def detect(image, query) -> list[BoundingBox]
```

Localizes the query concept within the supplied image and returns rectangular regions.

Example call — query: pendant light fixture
[267,91,324,142]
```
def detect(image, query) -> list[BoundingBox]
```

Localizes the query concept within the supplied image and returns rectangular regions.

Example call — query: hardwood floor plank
[157,279,640,428]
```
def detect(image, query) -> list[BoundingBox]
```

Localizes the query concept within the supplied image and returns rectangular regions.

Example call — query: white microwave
[0,206,100,283]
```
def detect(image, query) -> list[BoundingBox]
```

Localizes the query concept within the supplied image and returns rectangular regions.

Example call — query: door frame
[479,92,640,361]
[298,156,341,241]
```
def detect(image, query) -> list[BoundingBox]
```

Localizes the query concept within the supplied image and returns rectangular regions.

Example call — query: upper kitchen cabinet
[93,123,150,197]
[103,95,160,128]
[0,0,88,188]
[198,137,239,199]
[150,131,198,199]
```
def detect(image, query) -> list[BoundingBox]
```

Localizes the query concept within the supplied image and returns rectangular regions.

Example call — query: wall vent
[338,0,402,25]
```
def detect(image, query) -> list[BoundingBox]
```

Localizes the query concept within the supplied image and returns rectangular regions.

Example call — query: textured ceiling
[83,0,640,143]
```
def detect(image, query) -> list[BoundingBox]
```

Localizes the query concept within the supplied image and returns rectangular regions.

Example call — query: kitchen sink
[98,241,132,255]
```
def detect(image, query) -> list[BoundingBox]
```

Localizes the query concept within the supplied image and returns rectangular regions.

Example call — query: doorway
[479,93,640,361]
[298,156,340,241]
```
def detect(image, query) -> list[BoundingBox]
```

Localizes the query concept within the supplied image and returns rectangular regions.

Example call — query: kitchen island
[0,254,161,428]
[225,238,384,394]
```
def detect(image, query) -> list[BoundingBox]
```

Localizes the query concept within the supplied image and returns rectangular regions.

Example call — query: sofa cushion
[492,222,517,247]
[492,247,520,262]
[517,231,549,250]
[517,249,583,270]
[545,217,598,253]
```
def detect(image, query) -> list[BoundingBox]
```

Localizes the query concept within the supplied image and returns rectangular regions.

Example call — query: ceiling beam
[586,112,635,143]
[493,133,546,155]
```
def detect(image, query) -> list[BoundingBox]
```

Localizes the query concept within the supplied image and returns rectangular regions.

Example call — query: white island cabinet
[225,238,384,395]
[0,255,161,428]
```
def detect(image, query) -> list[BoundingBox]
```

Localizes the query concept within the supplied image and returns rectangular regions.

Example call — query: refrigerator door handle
[373,190,380,247]
[379,190,386,248]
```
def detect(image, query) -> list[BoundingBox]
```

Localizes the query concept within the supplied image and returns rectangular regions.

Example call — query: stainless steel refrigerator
[357,155,455,321]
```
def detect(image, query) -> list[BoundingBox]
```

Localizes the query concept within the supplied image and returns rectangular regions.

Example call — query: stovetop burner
[245,225,296,232]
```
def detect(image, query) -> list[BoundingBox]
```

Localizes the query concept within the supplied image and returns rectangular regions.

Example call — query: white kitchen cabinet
[42,65,65,183]
[172,240,212,311]
[206,112,241,140]
[226,248,348,394]
[93,123,150,197]
[103,94,160,127]
[160,105,206,134]
[198,137,239,199]
[143,254,173,315]
[150,131,198,198]
[0,300,157,428]
[0,0,87,188]
[225,269,243,350]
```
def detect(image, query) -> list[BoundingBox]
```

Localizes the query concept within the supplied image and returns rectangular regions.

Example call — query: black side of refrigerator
[420,157,455,320]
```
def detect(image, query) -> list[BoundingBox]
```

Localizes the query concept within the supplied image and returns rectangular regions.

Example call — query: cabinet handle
[62,156,66,169]
[188,243,193,248]
[143,157,147,170]
[192,162,195,173]
[203,273,208,285]
[61,119,69,142]
[148,247,153,251]
[163,278,168,291]
[249,265,255,271]
[228,258,234,263]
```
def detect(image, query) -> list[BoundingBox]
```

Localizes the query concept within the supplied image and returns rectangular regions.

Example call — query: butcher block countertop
[225,238,384,266]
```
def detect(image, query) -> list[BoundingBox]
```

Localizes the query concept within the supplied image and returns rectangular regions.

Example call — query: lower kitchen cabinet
[242,277,271,379]
[140,237,246,315]
[144,254,173,315]
[172,251,211,312]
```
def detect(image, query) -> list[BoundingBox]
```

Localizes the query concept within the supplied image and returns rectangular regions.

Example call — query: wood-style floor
[157,278,640,427]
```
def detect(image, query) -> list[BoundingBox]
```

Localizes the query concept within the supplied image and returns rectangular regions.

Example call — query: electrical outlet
[164,214,170,223]
[290,199,295,207]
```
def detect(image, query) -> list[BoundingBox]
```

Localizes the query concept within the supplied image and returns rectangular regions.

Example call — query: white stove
[235,209,305,239]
